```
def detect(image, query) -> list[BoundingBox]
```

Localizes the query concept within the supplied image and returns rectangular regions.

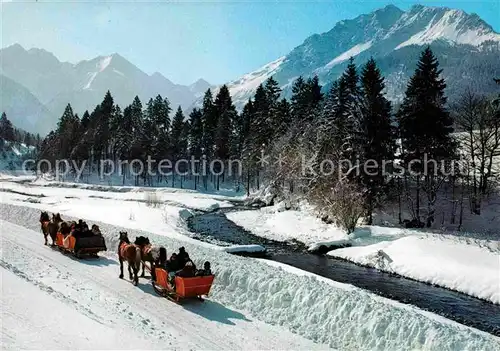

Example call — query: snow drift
[1,203,498,350]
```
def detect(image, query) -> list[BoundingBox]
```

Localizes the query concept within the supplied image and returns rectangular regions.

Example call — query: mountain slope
[0,75,53,135]
[0,46,211,134]
[222,4,500,109]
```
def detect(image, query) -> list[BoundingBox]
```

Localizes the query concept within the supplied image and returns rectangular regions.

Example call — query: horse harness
[119,241,135,258]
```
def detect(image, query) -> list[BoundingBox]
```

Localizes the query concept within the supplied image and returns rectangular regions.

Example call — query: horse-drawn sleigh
[40,211,107,259]
[120,233,215,302]
[39,212,214,303]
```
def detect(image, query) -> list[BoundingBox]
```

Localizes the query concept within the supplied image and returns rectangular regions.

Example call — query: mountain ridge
[0,44,213,135]
[2,4,500,135]
[214,4,500,110]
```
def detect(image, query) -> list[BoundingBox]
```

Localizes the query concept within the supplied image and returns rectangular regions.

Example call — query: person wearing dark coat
[177,247,189,268]
[175,261,195,278]
[196,261,212,276]
[167,253,181,272]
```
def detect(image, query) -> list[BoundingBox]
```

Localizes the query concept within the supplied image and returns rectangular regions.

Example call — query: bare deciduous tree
[455,89,500,215]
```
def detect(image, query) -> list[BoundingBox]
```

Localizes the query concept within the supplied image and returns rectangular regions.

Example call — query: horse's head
[134,236,150,246]
[52,213,62,223]
[119,231,130,243]
[40,211,49,222]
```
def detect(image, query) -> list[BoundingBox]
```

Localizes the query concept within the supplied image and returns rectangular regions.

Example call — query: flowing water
[187,206,500,336]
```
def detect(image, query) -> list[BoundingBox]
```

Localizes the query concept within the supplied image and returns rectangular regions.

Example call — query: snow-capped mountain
[189,79,212,97]
[221,4,500,109]
[0,45,212,135]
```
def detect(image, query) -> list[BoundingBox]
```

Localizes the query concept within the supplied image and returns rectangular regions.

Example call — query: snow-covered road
[0,220,328,350]
[1,177,500,350]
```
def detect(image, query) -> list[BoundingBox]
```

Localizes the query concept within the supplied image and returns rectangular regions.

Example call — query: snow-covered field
[1,176,500,349]
[226,203,500,304]
[226,203,351,247]
[0,220,323,350]
[329,235,500,304]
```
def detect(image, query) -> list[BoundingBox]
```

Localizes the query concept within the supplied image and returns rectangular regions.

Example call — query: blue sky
[1,1,499,85]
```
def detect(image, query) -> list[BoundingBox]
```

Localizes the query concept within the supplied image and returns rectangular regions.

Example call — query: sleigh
[152,267,215,302]
[55,232,107,258]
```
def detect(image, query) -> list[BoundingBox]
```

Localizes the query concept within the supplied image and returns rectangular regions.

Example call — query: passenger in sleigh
[166,253,180,284]
[195,261,212,276]
[91,224,102,236]
[177,247,190,268]
[175,261,196,278]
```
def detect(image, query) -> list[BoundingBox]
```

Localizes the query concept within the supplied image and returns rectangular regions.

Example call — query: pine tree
[80,111,90,133]
[116,105,133,160]
[309,76,324,106]
[264,76,283,139]
[56,104,80,159]
[0,112,15,142]
[342,57,361,98]
[151,95,171,168]
[108,105,123,160]
[188,108,204,158]
[96,90,114,160]
[397,47,456,227]
[171,106,186,161]
[239,99,254,159]
[273,98,291,138]
[265,76,281,120]
[251,84,272,151]
[214,85,237,161]
[290,75,323,125]
[358,58,395,224]
[201,89,217,158]
[291,76,308,123]
[129,96,144,163]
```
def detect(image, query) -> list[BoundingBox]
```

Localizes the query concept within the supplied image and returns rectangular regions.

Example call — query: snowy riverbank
[1,176,499,349]
[226,203,500,304]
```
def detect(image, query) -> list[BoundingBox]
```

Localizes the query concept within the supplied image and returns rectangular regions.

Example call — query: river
[187,206,500,336]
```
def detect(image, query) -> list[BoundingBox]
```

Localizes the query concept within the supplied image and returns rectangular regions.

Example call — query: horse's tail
[135,246,142,270]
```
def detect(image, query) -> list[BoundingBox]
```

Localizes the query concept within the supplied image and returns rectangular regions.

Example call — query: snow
[216,56,286,108]
[228,56,285,97]
[83,55,113,89]
[83,72,98,90]
[0,220,325,351]
[396,10,500,49]
[0,267,161,350]
[328,235,500,304]
[1,176,500,349]
[226,202,500,304]
[1,177,236,212]
[1,212,499,350]
[221,244,266,254]
[325,41,373,68]
[226,203,347,246]
[113,68,125,76]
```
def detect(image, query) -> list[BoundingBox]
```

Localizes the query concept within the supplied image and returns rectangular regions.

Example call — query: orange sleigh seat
[175,275,214,298]
[155,268,169,289]
[56,232,64,247]
[66,235,76,250]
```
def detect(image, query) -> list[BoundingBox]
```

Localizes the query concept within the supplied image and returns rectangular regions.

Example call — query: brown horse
[39,211,52,245]
[40,211,61,246]
[117,231,141,286]
[134,236,167,281]
[57,215,75,236]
